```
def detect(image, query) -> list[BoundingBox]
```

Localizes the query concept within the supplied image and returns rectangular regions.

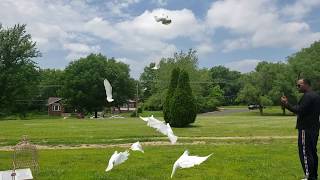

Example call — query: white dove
[103,79,114,102]
[139,115,178,144]
[154,15,172,25]
[130,141,144,153]
[139,116,149,122]
[106,150,130,172]
[171,150,212,178]
[151,64,159,70]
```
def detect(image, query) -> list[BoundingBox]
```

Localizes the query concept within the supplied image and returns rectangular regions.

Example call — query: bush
[196,96,219,113]
[168,70,197,127]
[143,93,163,111]
[163,67,180,123]
[130,111,138,117]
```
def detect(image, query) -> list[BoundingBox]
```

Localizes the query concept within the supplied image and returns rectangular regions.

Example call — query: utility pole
[136,82,139,117]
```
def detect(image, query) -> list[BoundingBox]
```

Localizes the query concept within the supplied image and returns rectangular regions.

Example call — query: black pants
[298,129,319,180]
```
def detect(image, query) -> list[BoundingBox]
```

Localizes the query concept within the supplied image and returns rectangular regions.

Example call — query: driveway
[200,108,249,116]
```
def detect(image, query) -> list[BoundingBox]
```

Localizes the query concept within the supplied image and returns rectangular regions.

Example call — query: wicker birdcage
[11,135,39,179]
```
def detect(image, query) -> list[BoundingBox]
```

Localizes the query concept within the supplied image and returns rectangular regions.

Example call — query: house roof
[47,97,62,106]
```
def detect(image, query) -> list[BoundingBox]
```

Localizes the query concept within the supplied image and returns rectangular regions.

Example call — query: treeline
[140,42,320,114]
[0,24,136,118]
[1,24,320,117]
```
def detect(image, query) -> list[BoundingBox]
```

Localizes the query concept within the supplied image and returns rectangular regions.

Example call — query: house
[112,99,137,113]
[47,97,64,116]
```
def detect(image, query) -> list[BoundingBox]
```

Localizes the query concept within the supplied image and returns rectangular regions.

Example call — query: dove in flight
[139,115,178,144]
[171,150,212,178]
[154,15,172,25]
[106,150,130,172]
[104,79,114,102]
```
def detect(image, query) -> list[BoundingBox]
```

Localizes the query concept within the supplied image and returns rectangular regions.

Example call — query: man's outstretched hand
[280,96,288,105]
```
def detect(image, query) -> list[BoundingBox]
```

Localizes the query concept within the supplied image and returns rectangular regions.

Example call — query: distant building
[47,97,64,116]
[112,99,137,113]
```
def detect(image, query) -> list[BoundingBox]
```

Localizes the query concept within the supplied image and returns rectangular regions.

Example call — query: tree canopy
[62,53,135,116]
[0,24,40,117]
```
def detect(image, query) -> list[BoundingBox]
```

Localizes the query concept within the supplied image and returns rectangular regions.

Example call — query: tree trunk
[95,111,98,118]
[281,106,286,115]
[259,107,263,115]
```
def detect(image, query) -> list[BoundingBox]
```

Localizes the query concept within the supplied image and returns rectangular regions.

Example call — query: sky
[1,0,320,78]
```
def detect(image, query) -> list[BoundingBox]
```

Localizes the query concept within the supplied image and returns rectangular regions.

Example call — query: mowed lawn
[0,107,296,146]
[0,107,307,179]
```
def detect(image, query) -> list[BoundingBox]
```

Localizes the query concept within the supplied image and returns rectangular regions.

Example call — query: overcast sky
[1,0,319,78]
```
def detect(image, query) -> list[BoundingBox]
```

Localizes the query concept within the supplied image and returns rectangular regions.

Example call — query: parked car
[248,104,264,110]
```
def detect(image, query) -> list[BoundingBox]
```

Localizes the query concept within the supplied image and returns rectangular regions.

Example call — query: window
[52,105,61,111]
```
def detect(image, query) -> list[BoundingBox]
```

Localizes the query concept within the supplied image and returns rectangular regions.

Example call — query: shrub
[169,70,197,127]
[163,67,180,123]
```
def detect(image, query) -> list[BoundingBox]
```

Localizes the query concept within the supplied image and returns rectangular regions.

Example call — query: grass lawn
[0,106,306,179]
[0,107,296,146]
[0,140,303,180]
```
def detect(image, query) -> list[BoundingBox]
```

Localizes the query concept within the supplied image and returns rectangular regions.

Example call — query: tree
[163,67,180,122]
[139,62,158,101]
[39,69,64,99]
[196,85,224,113]
[0,24,41,117]
[236,62,293,115]
[209,66,241,105]
[288,41,320,92]
[141,49,213,112]
[61,54,135,117]
[236,72,270,115]
[169,70,197,127]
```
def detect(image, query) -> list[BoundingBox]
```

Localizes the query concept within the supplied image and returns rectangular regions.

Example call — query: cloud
[222,38,250,52]
[0,0,96,54]
[1,0,319,79]
[282,0,320,20]
[207,0,320,51]
[105,0,142,18]
[84,8,205,62]
[195,41,215,56]
[225,59,261,73]
[63,43,100,61]
[152,0,168,6]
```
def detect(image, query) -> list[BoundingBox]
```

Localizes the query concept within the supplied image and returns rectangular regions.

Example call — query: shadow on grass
[171,124,202,128]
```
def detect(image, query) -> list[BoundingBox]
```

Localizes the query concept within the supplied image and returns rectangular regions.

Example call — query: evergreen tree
[163,67,180,122]
[169,70,197,127]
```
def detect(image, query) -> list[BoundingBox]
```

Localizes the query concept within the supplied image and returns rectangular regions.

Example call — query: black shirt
[285,91,320,130]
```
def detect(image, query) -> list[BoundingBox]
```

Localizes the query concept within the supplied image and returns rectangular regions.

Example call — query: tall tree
[139,62,158,101]
[0,24,41,117]
[39,69,64,99]
[141,49,213,111]
[209,66,241,105]
[236,62,293,115]
[163,67,180,123]
[62,54,135,117]
[288,41,320,92]
[169,70,197,127]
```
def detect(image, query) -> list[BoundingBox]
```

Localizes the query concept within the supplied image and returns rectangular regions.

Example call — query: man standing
[281,79,320,180]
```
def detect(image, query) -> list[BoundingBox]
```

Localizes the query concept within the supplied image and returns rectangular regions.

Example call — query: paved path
[200,108,249,116]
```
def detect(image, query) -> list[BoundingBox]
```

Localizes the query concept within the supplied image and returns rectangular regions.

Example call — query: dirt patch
[0,136,295,151]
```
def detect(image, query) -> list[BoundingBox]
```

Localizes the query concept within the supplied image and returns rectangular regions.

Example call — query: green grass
[0,107,306,179]
[0,140,303,180]
[0,112,296,146]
